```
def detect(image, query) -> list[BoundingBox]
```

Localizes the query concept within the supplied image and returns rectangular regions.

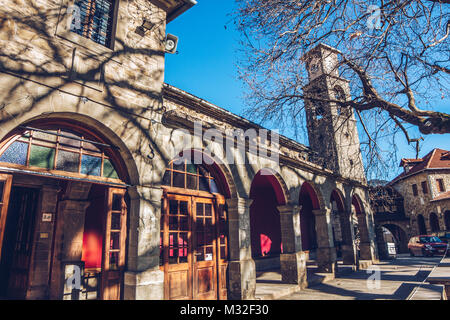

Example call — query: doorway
[161,193,227,300]
[0,186,39,299]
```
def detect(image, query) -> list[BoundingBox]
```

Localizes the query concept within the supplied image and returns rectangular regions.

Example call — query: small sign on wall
[42,213,52,222]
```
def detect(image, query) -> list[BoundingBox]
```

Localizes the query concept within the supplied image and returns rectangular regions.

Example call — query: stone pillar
[339,211,357,266]
[357,214,373,261]
[124,186,164,300]
[226,197,256,300]
[26,185,60,299]
[49,182,92,300]
[313,209,337,273]
[278,204,307,288]
[374,225,389,260]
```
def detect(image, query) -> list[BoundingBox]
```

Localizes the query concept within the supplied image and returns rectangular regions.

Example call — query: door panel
[0,174,12,256]
[193,199,217,300]
[162,193,227,300]
[101,188,127,300]
[216,201,228,300]
[164,195,192,300]
[0,185,39,299]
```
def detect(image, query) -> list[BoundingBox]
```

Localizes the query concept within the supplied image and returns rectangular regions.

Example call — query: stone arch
[445,211,450,231]
[429,212,440,233]
[351,193,372,260]
[0,113,140,185]
[168,148,238,200]
[330,189,351,259]
[0,114,141,300]
[299,181,323,251]
[417,214,427,235]
[381,223,409,253]
[249,168,287,260]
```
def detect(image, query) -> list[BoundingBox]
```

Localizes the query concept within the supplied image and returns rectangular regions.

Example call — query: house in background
[389,149,450,237]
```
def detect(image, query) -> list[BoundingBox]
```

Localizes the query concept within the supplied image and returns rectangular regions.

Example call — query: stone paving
[256,254,442,300]
[277,255,441,300]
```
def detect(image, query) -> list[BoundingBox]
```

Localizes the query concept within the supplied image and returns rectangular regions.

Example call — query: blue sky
[165,1,450,181]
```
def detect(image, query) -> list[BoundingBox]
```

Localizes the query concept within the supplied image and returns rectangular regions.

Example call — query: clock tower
[303,44,366,182]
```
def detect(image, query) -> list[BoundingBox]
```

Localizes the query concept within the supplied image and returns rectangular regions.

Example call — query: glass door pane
[101,187,126,300]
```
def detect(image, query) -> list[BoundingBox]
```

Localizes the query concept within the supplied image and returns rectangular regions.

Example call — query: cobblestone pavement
[278,254,442,300]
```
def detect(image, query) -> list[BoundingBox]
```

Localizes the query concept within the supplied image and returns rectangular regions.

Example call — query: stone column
[124,185,164,300]
[312,209,337,274]
[339,211,357,266]
[278,204,307,288]
[27,185,60,299]
[49,182,92,299]
[374,225,389,260]
[226,197,256,300]
[357,214,373,261]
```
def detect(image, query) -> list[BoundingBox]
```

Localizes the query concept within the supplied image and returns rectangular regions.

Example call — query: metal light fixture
[165,34,178,54]
[141,19,154,31]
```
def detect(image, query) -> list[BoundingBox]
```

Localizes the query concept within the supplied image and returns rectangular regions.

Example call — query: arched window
[0,126,121,181]
[162,158,220,193]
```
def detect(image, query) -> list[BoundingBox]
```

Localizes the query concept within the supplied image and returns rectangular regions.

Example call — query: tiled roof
[390,148,450,185]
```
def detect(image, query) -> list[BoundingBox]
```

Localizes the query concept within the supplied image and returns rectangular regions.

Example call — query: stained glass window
[162,158,221,194]
[0,127,120,180]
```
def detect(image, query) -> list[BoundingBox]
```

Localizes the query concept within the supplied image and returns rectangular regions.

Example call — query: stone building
[0,0,378,300]
[388,149,450,239]
[370,185,410,257]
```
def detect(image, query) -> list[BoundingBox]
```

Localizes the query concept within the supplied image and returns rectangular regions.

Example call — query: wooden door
[163,194,192,300]
[193,198,217,300]
[2,186,39,298]
[101,187,127,300]
[215,200,228,300]
[0,174,12,256]
[162,193,227,300]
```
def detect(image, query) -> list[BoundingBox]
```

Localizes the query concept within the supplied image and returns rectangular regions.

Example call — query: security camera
[165,34,178,54]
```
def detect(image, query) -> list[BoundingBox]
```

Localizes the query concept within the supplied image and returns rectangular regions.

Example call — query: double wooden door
[101,187,127,300]
[161,193,228,300]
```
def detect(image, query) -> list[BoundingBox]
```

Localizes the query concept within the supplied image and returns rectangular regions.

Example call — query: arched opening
[0,120,130,300]
[429,213,440,233]
[445,211,450,231]
[351,194,372,260]
[330,190,345,258]
[417,214,427,235]
[249,169,285,266]
[299,182,320,254]
[160,151,230,300]
[381,224,409,254]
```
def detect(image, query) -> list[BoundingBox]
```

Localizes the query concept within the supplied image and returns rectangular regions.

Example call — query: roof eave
[167,0,197,23]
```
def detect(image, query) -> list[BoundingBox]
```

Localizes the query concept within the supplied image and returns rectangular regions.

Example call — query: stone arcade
[0,0,378,299]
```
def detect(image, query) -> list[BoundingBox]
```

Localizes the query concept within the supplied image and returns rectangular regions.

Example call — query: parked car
[408,235,448,257]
